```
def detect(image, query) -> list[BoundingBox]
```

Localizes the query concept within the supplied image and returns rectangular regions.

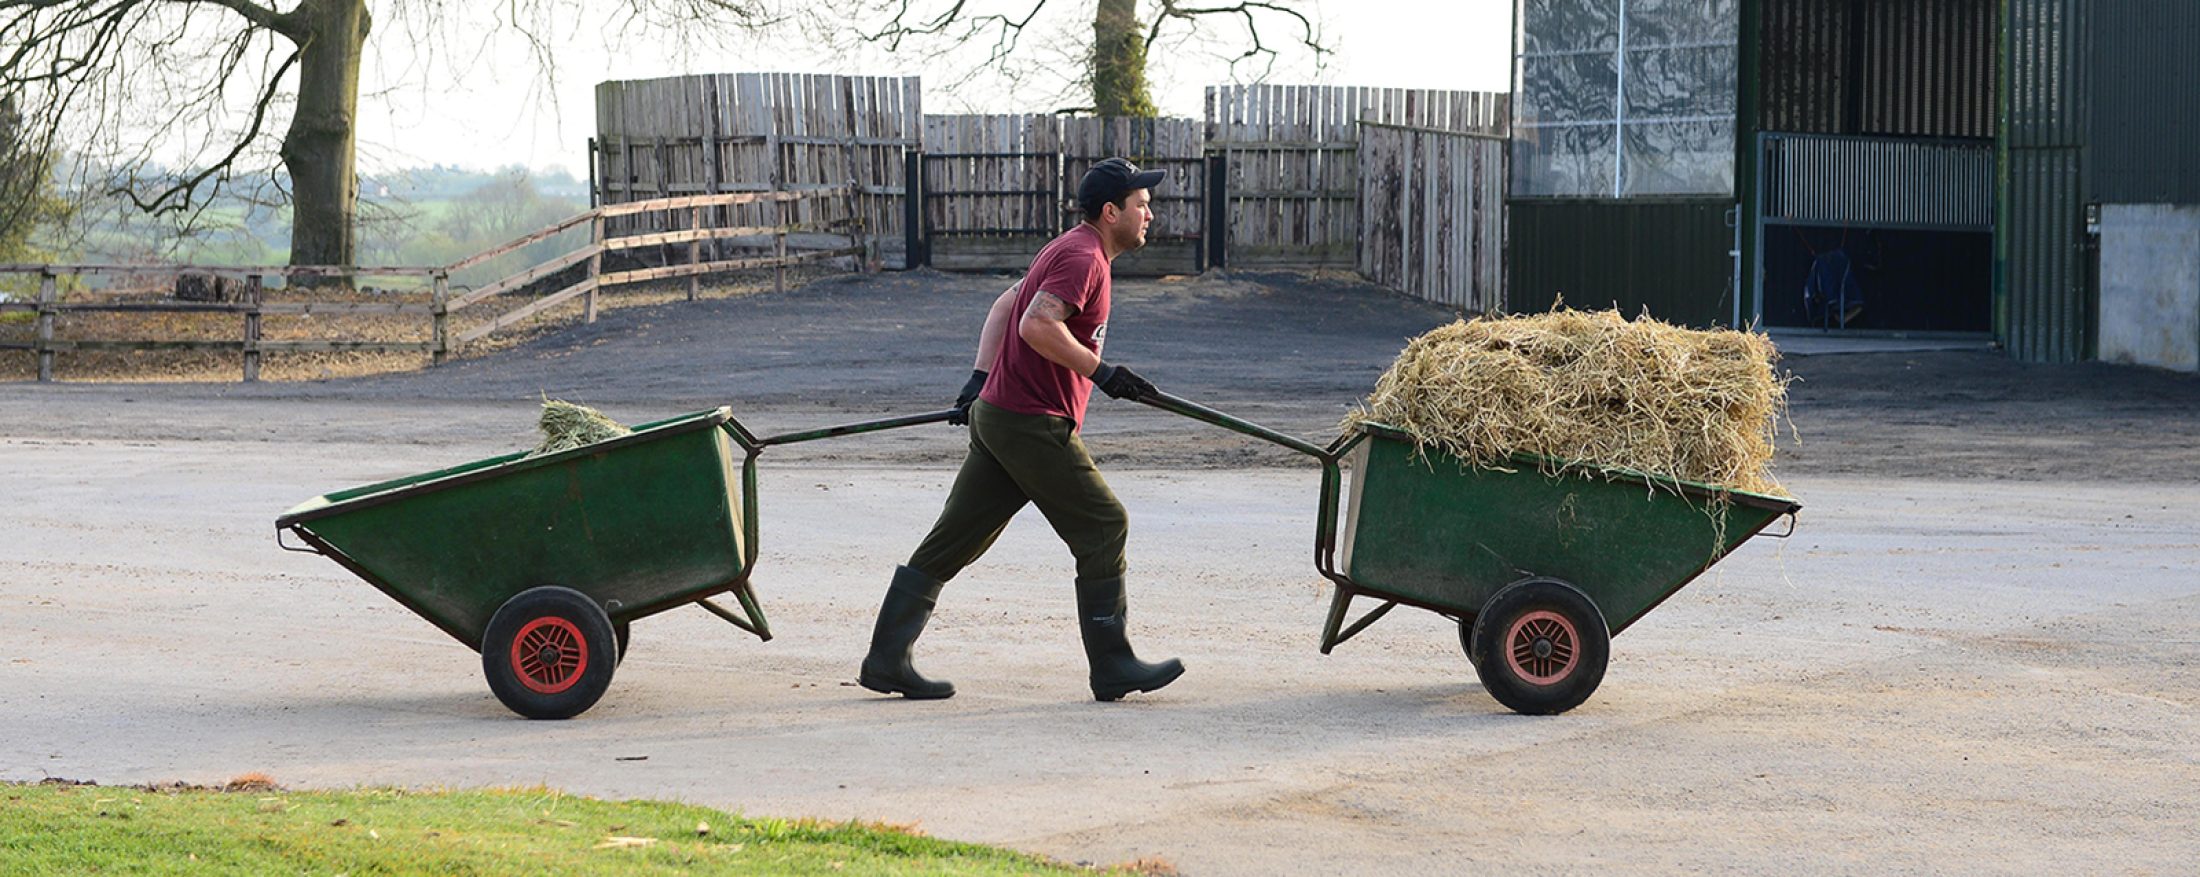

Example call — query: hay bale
[1346,308,1790,496]
[529,399,630,457]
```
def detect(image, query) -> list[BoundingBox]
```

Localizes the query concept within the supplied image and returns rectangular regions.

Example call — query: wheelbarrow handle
[749,408,960,448]
[1135,390,1332,460]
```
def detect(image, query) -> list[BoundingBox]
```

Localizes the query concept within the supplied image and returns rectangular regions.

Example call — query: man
[858,158,1183,703]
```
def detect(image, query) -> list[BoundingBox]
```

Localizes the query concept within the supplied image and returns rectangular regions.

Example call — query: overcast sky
[349,0,1514,178]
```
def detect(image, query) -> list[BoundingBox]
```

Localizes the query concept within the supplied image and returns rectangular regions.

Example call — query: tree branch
[110,45,299,215]
[172,0,304,40]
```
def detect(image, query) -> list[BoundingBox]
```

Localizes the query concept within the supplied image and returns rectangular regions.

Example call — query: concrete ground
[3,269,2196,874]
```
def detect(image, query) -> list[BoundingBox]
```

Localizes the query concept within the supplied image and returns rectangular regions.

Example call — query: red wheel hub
[1504,610,1578,685]
[510,616,588,694]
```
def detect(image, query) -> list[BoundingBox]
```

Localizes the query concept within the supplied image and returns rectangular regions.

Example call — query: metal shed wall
[2087,1,2200,204]
[1507,199,1735,327]
[1758,0,1996,139]
[2000,0,2093,363]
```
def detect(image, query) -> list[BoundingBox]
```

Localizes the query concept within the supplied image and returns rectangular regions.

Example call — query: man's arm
[974,281,1021,370]
[1017,290,1103,377]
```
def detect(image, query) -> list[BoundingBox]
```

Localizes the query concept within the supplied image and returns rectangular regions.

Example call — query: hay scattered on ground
[1346,307,1790,496]
[530,399,630,456]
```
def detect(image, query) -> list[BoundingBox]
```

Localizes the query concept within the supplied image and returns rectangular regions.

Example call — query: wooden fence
[594,77,1508,279]
[1357,123,1508,313]
[915,114,1208,273]
[594,73,920,266]
[1,189,860,382]
[1206,85,1511,269]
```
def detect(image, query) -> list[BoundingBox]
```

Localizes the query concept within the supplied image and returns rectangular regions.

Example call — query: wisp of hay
[529,399,631,457]
[1345,307,1791,497]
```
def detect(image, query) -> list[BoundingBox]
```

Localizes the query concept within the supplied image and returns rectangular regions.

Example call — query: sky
[348,0,1514,178]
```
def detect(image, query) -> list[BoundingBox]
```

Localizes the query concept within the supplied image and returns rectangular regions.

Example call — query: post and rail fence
[1,187,862,382]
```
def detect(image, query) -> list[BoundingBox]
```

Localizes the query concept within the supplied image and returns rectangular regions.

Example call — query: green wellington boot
[1076,576,1185,702]
[858,566,956,699]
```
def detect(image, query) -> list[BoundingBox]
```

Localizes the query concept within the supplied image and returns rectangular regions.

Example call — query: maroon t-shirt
[979,223,1111,427]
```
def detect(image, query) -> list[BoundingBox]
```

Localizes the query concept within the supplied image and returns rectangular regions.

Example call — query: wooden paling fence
[596,76,1510,280]
[594,74,920,266]
[1206,85,1510,269]
[1357,123,1508,313]
[911,114,1208,274]
[1,188,860,382]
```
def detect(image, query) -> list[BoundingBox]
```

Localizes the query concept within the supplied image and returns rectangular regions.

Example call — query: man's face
[1103,188,1154,251]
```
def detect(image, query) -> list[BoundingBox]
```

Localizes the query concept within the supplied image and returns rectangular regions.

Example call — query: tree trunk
[1092,0,1156,117]
[280,0,371,274]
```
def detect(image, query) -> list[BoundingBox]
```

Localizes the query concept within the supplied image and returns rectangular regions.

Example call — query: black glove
[1090,362,1157,401]
[949,369,987,425]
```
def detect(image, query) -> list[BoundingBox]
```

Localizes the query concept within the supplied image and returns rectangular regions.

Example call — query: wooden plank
[253,340,438,354]
[40,340,249,352]
[40,301,258,313]
[443,211,602,273]
[596,189,843,217]
[0,264,439,278]
[259,301,440,316]
[595,246,862,287]
[447,245,603,311]
[455,278,600,346]
[607,223,853,250]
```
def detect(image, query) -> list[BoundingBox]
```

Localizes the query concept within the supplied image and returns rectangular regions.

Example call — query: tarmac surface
[4,268,2197,874]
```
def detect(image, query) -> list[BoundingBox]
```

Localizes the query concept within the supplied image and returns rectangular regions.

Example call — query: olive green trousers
[905,400,1128,585]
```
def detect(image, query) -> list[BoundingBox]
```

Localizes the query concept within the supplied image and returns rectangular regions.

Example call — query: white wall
[2099,204,2200,372]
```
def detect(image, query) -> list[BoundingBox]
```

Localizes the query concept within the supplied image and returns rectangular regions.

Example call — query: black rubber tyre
[1457,620,1482,670]
[1468,577,1609,715]
[482,586,618,720]
[612,619,631,667]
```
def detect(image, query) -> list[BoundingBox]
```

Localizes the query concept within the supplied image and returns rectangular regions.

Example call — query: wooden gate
[1206,85,1508,269]
[1358,123,1507,312]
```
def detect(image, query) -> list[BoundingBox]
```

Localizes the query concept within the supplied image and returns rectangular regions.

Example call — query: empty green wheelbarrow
[1141,391,1801,715]
[276,406,951,719]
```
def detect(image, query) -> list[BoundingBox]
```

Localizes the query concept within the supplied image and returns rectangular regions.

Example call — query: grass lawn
[0,780,1152,876]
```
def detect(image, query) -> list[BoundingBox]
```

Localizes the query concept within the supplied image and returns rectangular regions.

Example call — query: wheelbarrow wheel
[482,586,618,720]
[1468,577,1609,716]
[613,619,631,666]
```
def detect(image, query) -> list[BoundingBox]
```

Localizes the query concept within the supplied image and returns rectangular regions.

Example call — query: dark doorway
[1760,226,1991,332]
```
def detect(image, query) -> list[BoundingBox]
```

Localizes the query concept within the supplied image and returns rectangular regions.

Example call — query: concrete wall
[2099,204,2200,372]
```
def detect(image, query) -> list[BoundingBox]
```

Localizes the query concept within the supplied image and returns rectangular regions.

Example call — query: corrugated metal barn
[1506,0,2200,368]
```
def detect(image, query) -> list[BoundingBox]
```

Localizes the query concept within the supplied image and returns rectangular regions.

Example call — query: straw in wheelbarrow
[529,399,631,457]
[1345,306,1790,496]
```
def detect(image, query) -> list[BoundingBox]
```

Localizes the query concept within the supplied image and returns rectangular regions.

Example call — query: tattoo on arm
[1024,291,1076,322]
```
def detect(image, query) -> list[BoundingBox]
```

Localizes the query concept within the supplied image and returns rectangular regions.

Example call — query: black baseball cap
[1078,158,1167,210]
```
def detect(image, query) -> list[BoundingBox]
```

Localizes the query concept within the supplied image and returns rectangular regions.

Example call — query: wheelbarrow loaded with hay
[1139,309,1801,714]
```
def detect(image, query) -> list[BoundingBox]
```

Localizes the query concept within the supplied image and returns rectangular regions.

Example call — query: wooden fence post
[688,206,702,301]
[432,271,450,364]
[587,212,603,322]
[775,226,788,295]
[1206,152,1230,270]
[242,274,263,382]
[35,271,55,382]
[904,150,925,268]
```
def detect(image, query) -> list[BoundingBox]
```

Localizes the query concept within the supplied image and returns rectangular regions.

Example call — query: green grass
[0,781,1125,876]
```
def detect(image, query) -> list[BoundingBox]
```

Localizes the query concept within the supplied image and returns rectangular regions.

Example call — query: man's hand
[1090,362,1156,401]
[949,369,988,425]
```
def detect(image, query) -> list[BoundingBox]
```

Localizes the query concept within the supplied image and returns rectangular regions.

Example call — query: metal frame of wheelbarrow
[1134,391,1801,656]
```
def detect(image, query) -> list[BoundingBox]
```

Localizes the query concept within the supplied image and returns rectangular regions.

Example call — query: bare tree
[0,0,775,272]
[805,0,1328,116]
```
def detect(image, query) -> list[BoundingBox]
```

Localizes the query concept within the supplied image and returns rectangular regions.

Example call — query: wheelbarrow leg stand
[1319,584,1399,655]
[696,579,773,642]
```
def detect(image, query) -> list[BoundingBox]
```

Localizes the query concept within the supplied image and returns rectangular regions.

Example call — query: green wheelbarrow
[1141,391,1801,715]
[276,406,952,719]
